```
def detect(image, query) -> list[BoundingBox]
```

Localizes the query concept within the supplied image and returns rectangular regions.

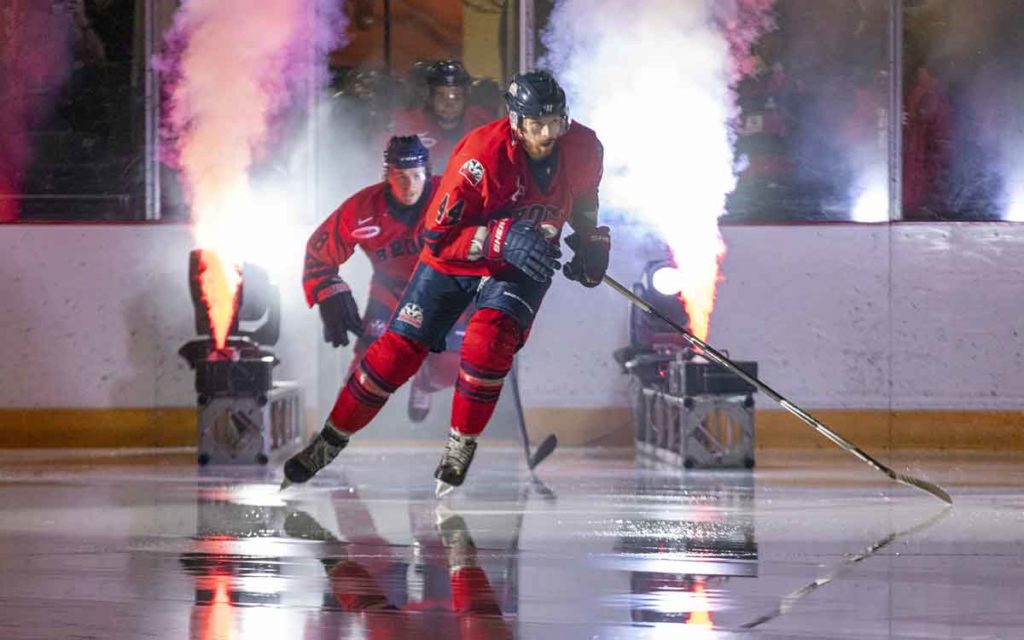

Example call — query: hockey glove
[484,218,562,283]
[318,286,363,347]
[563,226,611,288]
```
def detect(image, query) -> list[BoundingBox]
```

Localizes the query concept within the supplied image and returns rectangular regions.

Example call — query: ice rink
[0,445,1019,639]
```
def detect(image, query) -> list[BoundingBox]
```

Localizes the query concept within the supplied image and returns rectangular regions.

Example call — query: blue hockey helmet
[384,135,430,170]
[504,70,569,129]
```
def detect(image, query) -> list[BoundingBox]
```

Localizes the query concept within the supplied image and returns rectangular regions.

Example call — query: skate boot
[281,421,349,490]
[407,375,432,423]
[434,430,477,498]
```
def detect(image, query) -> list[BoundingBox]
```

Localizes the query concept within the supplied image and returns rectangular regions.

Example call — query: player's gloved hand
[563,226,611,288]
[318,286,363,347]
[484,218,562,283]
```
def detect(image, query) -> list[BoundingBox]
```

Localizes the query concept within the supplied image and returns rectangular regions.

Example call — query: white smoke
[543,0,774,340]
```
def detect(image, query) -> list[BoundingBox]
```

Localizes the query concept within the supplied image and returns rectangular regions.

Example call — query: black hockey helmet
[384,135,430,170]
[504,70,569,129]
[426,60,471,88]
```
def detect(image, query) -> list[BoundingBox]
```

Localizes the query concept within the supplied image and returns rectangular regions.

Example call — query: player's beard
[523,137,557,160]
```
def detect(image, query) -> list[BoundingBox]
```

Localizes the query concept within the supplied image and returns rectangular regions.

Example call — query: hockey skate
[407,374,432,423]
[434,431,477,498]
[280,421,349,490]
[435,505,477,568]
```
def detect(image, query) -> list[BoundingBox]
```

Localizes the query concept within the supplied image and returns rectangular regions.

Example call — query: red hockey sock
[451,309,523,437]
[329,331,428,433]
[450,566,501,616]
[329,561,390,611]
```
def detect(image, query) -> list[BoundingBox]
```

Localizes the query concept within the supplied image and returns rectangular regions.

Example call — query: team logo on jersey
[351,225,381,240]
[459,159,485,186]
[417,131,437,148]
[397,302,424,329]
[511,203,561,225]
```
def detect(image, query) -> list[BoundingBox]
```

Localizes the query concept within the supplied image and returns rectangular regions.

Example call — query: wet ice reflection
[0,447,1019,639]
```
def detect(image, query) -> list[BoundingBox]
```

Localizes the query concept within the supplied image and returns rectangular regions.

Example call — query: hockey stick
[508,358,559,470]
[603,275,952,505]
[741,505,951,629]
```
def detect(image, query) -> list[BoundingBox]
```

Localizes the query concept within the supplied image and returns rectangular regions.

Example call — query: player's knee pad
[330,331,429,431]
[460,308,521,374]
[457,309,519,403]
[356,330,430,398]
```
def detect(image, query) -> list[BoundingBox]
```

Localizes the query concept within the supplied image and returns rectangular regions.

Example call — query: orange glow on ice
[686,579,714,628]
[203,574,235,640]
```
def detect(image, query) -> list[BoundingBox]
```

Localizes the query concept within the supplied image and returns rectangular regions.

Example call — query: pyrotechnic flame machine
[178,249,303,466]
[603,274,952,505]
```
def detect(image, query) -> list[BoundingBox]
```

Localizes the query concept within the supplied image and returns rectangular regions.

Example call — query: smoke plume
[161,0,347,346]
[543,0,775,340]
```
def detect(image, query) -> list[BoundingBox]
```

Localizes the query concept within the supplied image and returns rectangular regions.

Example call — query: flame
[160,0,346,339]
[685,578,714,628]
[544,0,775,341]
[194,250,241,350]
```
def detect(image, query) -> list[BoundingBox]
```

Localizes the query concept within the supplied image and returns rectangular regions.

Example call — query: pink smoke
[0,1,73,222]
[160,0,347,345]
[714,0,778,85]
[161,0,348,224]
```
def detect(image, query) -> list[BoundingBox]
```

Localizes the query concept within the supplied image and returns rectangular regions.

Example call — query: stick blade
[528,434,558,470]
[896,472,952,505]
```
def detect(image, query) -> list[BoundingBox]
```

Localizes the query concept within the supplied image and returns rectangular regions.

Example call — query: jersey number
[435,194,464,226]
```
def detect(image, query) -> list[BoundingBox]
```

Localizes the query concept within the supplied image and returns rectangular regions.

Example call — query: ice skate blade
[279,478,293,492]
[435,479,456,499]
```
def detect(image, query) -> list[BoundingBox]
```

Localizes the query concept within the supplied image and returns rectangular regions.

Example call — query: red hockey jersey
[390,105,495,173]
[420,118,604,277]
[303,177,441,307]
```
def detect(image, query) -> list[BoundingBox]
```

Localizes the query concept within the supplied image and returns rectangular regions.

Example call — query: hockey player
[391,60,494,173]
[302,135,439,370]
[392,60,494,420]
[283,70,611,496]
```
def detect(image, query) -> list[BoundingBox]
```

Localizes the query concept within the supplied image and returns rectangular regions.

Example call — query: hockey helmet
[426,60,471,88]
[384,135,430,170]
[504,70,569,129]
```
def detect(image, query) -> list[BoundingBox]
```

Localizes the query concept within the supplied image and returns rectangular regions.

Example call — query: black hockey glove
[563,226,611,288]
[484,218,562,283]
[318,287,363,348]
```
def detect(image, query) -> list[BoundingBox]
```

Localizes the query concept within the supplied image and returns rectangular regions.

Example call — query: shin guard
[451,309,522,437]
[329,330,429,433]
